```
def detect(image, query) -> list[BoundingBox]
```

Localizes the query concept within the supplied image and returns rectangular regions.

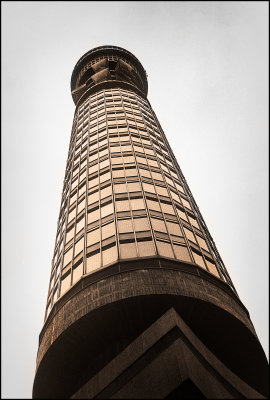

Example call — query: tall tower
[33,46,268,399]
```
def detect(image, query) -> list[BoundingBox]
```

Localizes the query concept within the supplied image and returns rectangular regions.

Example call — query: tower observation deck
[33,45,268,399]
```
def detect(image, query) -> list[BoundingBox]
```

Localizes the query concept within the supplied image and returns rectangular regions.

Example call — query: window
[68,207,76,223]
[137,156,147,165]
[175,182,185,193]
[165,175,174,186]
[70,191,77,205]
[130,198,145,210]
[188,215,200,229]
[182,198,192,209]
[122,144,132,152]
[116,199,129,212]
[120,242,137,259]
[206,259,219,277]
[103,244,118,265]
[134,145,144,153]
[66,226,75,243]
[89,164,98,174]
[76,216,85,233]
[89,175,99,188]
[123,155,135,164]
[79,170,87,183]
[71,178,78,191]
[118,218,133,233]
[111,145,121,153]
[143,182,155,193]
[151,171,163,181]
[88,190,99,205]
[173,244,191,262]
[157,240,174,258]
[146,198,161,212]
[78,183,86,197]
[86,251,101,273]
[99,158,110,170]
[192,250,206,269]
[137,240,156,257]
[100,185,112,199]
[100,171,111,183]
[133,217,150,231]
[160,202,174,215]
[160,163,169,173]
[63,247,73,267]
[99,148,108,158]
[74,237,84,256]
[77,198,85,213]
[139,168,151,178]
[155,185,168,197]
[111,156,122,165]
[102,221,115,239]
[126,167,137,177]
[127,182,141,192]
[72,261,83,284]
[177,207,188,221]
[144,147,155,156]
[167,221,182,236]
[170,190,180,203]
[184,227,196,243]
[147,159,158,168]
[196,235,209,251]
[114,183,127,193]
[151,218,167,232]
[101,202,113,218]
[60,271,71,295]
[112,169,125,178]
[88,207,100,223]
[87,227,100,245]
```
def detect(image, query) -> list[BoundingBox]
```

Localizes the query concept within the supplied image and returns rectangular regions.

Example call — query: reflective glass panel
[102,245,118,266]
[157,240,174,258]
[133,217,150,231]
[72,261,83,284]
[173,244,191,262]
[87,227,100,245]
[137,240,156,257]
[102,221,115,239]
[192,251,206,269]
[120,242,137,258]
[86,252,101,273]
[74,237,84,256]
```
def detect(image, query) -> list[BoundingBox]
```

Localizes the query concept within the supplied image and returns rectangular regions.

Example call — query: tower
[33,45,268,398]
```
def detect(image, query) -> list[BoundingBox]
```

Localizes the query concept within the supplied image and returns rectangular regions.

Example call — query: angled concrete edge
[72,307,265,399]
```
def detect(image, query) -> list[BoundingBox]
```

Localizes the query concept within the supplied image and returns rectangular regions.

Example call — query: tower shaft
[33,46,268,399]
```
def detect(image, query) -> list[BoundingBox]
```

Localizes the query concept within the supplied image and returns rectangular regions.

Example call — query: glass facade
[45,51,235,321]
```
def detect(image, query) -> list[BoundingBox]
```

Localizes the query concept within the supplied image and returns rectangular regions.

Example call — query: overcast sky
[2,1,268,398]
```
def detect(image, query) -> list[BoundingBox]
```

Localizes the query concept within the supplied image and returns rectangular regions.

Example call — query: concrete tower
[33,46,268,398]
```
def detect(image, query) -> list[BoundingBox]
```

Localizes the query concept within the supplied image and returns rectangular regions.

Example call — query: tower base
[71,308,265,399]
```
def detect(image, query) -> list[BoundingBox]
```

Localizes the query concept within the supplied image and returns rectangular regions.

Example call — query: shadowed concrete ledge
[71,307,265,399]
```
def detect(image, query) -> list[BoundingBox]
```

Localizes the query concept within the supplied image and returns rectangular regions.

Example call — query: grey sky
[2,1,268,398]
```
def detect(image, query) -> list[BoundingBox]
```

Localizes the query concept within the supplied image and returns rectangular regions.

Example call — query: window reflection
[120,242,137,259]
[72,261,83,284]
[86,251,101,273]
[103,244,118,266]
[137,240,156,257]
[157,240,174,258]
[102,221,115,239]
[87,227,100,245]
[60,271,71,295]
[192,250,206,269]
[173,244,191,262]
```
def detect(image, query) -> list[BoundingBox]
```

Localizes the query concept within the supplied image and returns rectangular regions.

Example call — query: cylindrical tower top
[71,45,148,105]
